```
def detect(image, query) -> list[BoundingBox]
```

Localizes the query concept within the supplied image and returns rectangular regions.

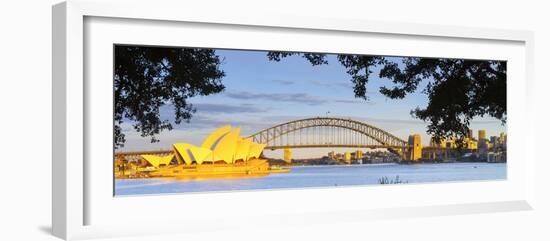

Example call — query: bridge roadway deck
[265,144,405,150]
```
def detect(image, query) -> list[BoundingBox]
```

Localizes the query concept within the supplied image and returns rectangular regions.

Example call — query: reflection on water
[115,162,506,196]
[171,173,270,181]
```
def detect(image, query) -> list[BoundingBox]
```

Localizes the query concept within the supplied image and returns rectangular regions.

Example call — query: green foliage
[114,46,225,148]
[267,52,506,142]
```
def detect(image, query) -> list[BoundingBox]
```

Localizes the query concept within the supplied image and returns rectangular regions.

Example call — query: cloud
[225,91,375,106]
[271,79,296,85]
[194,103,266,114]
[357,117,425,125]
[271,79,353,89]
[307,79,352,89]
[270,79,379,97]
[225,91,328,105]
[334,99,373,104]
[470,120,503,125]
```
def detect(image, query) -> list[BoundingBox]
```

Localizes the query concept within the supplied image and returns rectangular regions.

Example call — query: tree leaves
[267,52,506,142]
[388,59,507,142]
[114,46,225,148]
[337,55,385,100]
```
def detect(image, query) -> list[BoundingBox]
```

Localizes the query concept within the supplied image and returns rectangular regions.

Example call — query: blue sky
[119,49,506,158]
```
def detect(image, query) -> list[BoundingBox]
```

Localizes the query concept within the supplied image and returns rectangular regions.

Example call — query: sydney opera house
[116,125,289,179]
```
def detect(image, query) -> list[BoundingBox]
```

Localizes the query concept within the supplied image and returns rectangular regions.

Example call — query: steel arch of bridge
[248,117,408,150]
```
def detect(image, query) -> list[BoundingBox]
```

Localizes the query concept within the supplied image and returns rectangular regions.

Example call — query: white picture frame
[52,0,535,240]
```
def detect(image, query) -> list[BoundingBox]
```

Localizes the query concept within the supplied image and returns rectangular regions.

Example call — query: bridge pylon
[404,134,422,161]
[283,148,292,163]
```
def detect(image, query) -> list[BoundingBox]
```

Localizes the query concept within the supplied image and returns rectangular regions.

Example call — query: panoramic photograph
[113,45,507,196]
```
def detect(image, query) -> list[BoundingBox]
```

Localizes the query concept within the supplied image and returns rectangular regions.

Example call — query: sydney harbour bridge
[248,117,417,161]
[249,117,407,150]
[115,117,429,162]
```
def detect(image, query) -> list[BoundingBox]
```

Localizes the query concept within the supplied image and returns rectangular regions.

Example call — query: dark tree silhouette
[380,58,506,143]
[267,52,506,142]
[114,46,225,148]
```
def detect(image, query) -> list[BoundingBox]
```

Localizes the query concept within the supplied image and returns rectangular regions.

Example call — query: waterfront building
[478,130,486,140]
[490,136,497,147]
[143,125,266,166]
[430,135,477,150]
[141,154,175,168]
[344,152,351,162]
[477,129,488,159]
[114,125,293,179]
[478,139,488,156]
[464,137,478,149]
[487,151,506,163]
[355,150,363,160]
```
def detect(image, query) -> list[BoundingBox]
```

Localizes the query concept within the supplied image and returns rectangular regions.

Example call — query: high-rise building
[490,136,497,147]
[478,130,486,140]
[477,129,488,159]
[500,132,507,144]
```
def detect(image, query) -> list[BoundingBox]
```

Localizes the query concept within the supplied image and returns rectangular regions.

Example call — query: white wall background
[0,0,548,240]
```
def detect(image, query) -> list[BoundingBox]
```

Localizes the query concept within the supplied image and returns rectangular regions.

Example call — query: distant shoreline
[270,160,506,167]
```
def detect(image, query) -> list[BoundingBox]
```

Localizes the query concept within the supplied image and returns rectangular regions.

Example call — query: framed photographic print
[52,0,535,240]
[112,45,508,196]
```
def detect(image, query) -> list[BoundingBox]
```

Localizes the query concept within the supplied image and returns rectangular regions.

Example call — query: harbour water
[115,162,506,196]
